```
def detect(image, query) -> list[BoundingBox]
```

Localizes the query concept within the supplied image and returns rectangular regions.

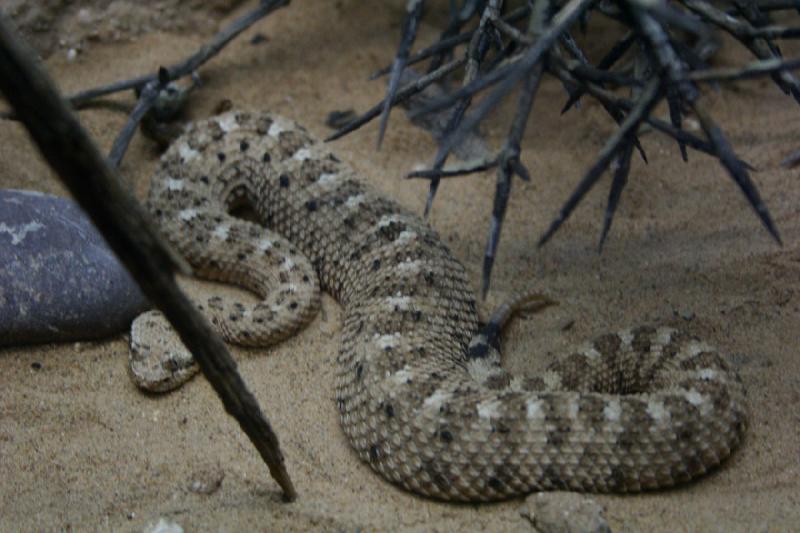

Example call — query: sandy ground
[1,1,799,531]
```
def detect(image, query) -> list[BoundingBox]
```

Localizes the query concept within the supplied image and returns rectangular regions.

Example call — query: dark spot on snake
[412,310,422,321]
[217,152,226,162]
[685,454,706,478]
[488,477,503,491]
[262,152,272,163]
[302,274,310,283]
[279,174,289,188]
[289,301,298,310]
[240,140,250,152]
[200,175,209,184]
[540,465,565,489]
[384,403,394,418]
[237,252,246,260]
[31,362,42,371]
[306,200,318,212]
[371,259,381,271]
[467,342,489,360]
[439,429,453,443]
[607,466,628,490]
[547,431,565,446]
[355,363,363,379]
[632,326,656,352]
[328,153,341,162]
[369,445,379,462]
[228,314,238,322]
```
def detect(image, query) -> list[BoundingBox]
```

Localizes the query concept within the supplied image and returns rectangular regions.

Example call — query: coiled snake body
[131,111,746,502]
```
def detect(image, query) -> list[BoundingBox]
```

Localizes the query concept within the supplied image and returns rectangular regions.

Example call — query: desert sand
[1,1,799,531]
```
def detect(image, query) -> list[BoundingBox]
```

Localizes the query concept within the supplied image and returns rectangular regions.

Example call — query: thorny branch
[331,0,797,294]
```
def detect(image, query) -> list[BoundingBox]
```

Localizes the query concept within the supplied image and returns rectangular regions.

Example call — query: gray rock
[0,189,149,346]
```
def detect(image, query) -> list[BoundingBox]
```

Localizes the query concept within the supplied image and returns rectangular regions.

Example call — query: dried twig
[2,0,291,167]
[377,0,425,148]
[0,12,297,502]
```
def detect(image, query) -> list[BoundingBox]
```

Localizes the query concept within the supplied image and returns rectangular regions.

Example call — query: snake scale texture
[137,110,746,502]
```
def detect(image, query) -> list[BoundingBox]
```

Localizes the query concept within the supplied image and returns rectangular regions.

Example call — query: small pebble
[520,492,611,533]
[187,464,225,495]
[144,518,183,533]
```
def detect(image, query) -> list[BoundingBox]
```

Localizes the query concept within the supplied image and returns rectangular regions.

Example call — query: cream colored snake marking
[130,110,746,502]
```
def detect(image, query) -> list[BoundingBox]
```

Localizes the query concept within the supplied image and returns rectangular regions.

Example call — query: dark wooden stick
[105,0,290,166]
[0,13,297,502]
[77,0,290,107]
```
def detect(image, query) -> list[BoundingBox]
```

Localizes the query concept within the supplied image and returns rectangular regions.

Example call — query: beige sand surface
[1,1,799,531]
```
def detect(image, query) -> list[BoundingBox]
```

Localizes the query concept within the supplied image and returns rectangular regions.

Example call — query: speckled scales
[140,110,746,501]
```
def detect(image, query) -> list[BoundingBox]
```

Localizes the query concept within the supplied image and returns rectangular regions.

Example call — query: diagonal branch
[0,12,298,502]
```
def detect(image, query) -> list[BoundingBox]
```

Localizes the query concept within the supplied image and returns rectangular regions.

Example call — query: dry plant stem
[66,0,291,108]
[538,79,663,247]
[681,0,800,101]
[561,31,636,113]
[599,140,634,250]
[481,62,541,297]
[688,56,800,82]
[690,99,782,243]
[405,156,499,179]
[325,56,467,142]
[377,0,425,148]
[411,0,595,119]
[105,0,290,166]
[561,66,753,168]
[368,4,532,79]
[108,77,164,167]
[631,4,782,244]
[422,1,500,216]
[0,14,297,502]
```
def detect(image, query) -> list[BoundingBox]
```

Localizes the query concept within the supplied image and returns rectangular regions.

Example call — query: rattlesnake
[130,110,746,502]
